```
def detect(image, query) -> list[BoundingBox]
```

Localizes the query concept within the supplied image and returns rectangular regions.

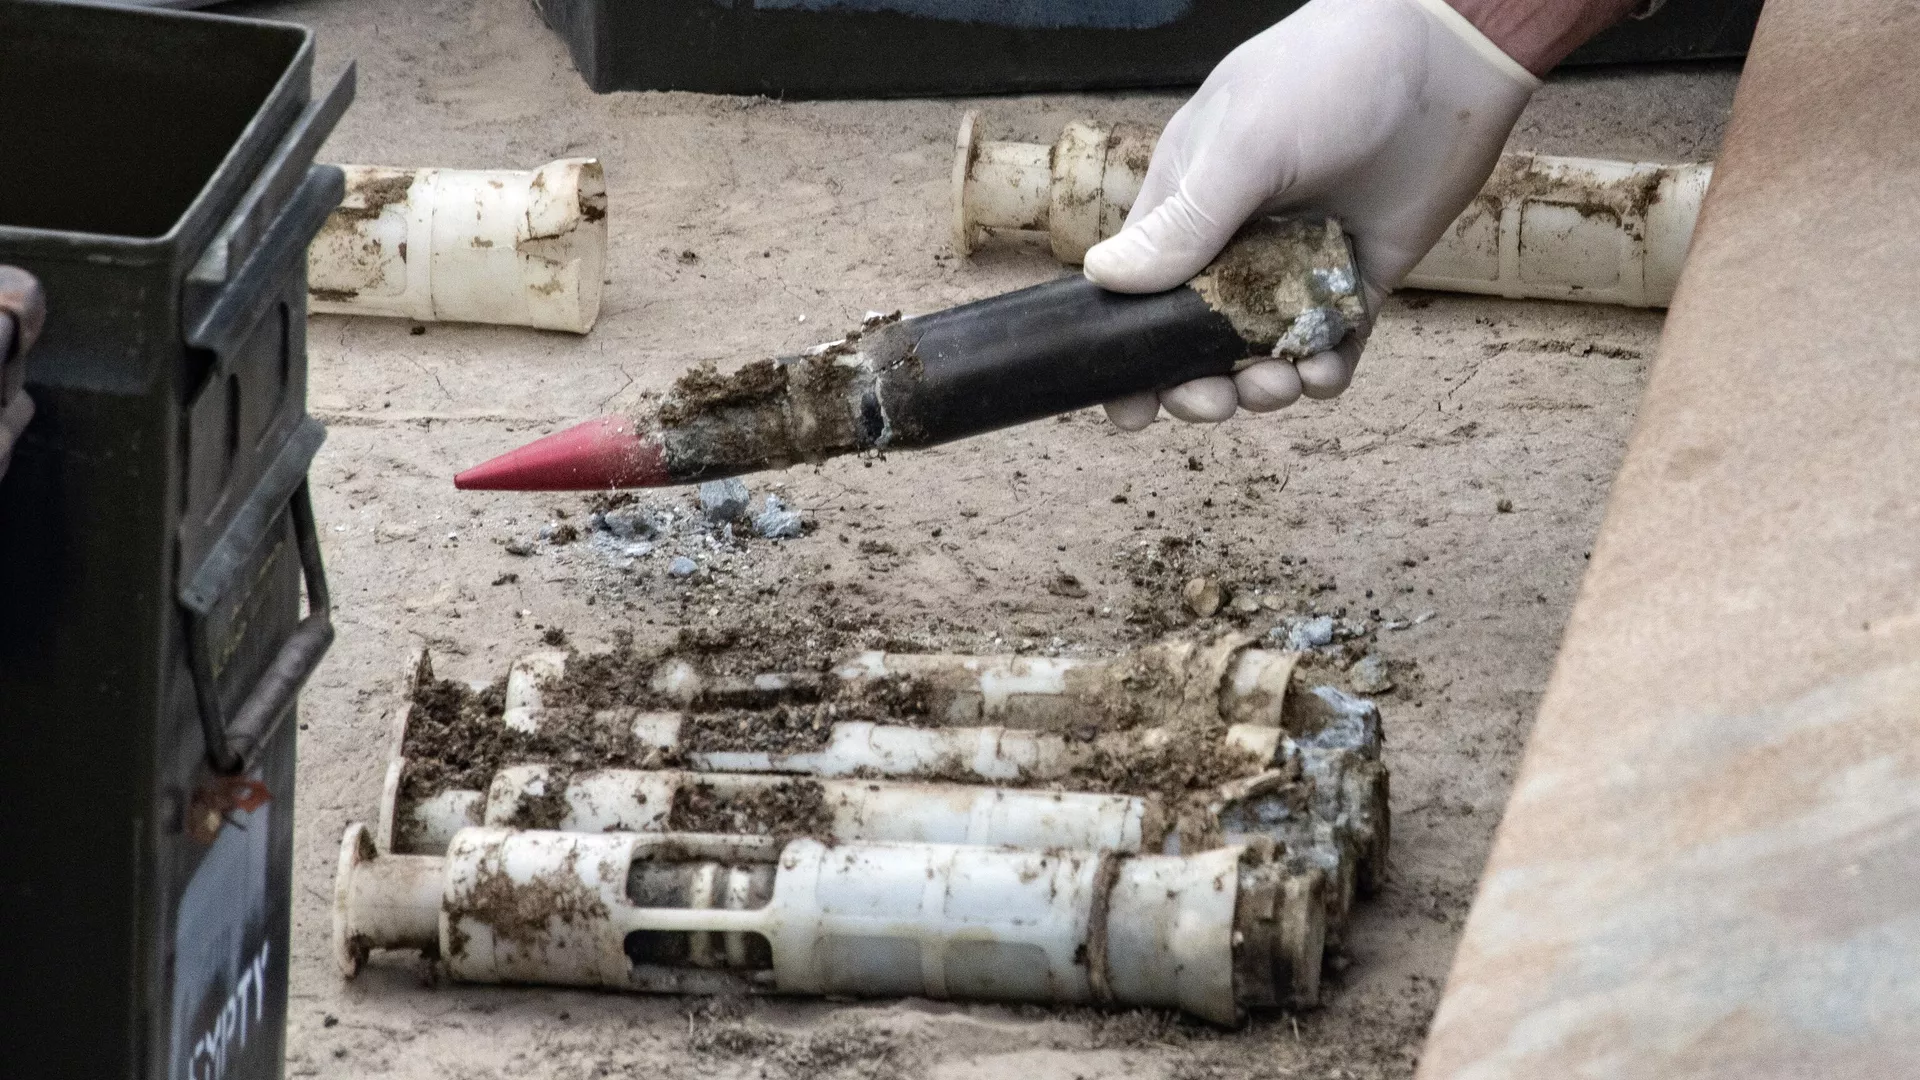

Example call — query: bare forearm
[1446,0,1641,74]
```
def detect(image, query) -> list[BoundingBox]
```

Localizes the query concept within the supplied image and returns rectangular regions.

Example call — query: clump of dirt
[398,648,657,809]
[678,705,834,755]
[495,777,571,830]
[397,660,509,800]
[444,847,609,962]
[689,1020,788,1057]
[537,635,668,717]
[666,617,855,678]
[779,1026,903,1079]
[652,359,831,480]
[669,779,834,839]
[657,358,790,427]
[1119,534,1283,634]
[682,993,754,1025]
[831,670,937,722]
[642,315,918,479]
[586,489,638,514]
[1187,217,1366,351]
[1064,736,1263,807]
[1475,151,1669,223]
[1065,635,1233,733]
[333,170,415,222]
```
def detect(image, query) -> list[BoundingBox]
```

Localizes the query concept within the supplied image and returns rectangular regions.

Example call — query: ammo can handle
[186,481,333,776]
[182,419,335,776]
[220,481,333,771]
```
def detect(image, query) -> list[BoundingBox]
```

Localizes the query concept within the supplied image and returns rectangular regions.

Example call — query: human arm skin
[1449,0,1644,75]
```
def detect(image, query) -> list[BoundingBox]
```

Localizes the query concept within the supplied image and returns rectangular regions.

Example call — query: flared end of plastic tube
[454,415,669,490]
[951,109,981,256]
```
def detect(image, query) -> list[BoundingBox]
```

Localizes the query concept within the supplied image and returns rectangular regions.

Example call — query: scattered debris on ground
[501,480,815,587]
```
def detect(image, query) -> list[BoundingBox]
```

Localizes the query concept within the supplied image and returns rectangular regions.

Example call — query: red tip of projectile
[454,415,669,491]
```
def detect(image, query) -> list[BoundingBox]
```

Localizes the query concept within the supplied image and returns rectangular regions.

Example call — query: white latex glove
[1085,0,1539,429]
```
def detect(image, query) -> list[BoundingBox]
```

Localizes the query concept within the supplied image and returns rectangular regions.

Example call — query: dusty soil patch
[269,0,1737,1074]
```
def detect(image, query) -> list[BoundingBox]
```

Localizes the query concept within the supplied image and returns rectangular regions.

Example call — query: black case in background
[532,0,1761,98]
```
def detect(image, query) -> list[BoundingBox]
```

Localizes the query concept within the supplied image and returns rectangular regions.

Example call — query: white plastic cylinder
[402,788,485,856]
[388,711,1331,857]
[481,640,1295,736]
[502,650,569,732]
[829,643,1298,729]
[336,826,1313,1022]
[333,823,446,973]
[308,158,606,332]
[951,112,1152,264]
[952,115,1710,310]
[1103,849,1238,1017]
[483,766,1155,852]
[950,112,1052,240]
[1403,154,1713,308]
[691,720,1072,780]
[387,722,1083,856]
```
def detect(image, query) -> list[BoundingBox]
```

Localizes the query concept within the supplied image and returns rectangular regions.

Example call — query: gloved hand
[1085,0,1540,429]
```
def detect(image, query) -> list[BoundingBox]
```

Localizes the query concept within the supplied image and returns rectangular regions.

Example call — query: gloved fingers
[1233,361,1304,412]
[1297,333,1365,399]
[1103,391,1161,432]
[1159,376,1239,423]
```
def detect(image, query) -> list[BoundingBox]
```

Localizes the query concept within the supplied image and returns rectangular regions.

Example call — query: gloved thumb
[1084,186,1243,294]
[1086,86,1277,293]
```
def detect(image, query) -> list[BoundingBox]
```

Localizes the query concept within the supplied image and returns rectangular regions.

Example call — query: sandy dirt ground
[219,0,1739,1074]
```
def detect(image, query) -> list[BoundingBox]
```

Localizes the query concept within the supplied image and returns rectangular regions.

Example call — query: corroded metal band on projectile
[454,216,1366,491]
